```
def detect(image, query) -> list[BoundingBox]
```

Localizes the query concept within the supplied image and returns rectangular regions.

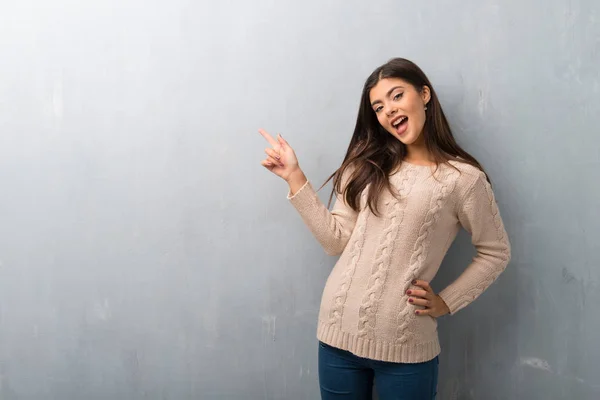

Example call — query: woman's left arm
[437,172,512,315]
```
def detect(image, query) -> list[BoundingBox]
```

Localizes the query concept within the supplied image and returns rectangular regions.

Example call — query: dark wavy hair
[321,57,487,216]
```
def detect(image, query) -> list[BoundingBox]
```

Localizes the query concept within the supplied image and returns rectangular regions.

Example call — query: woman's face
[369,78,431,146]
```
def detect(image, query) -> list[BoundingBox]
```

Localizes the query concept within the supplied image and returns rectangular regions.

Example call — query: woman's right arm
[259,129,359,256]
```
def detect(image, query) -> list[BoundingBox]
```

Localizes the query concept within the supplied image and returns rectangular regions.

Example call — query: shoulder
[447,160,486,184]
[443,160,489,201]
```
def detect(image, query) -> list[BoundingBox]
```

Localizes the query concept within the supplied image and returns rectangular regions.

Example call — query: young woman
[258,58,511,400]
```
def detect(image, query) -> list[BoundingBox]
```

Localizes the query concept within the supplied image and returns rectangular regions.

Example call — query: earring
[424,106,428,111]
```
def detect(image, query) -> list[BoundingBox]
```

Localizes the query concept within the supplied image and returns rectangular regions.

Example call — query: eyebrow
[370,86,405,107]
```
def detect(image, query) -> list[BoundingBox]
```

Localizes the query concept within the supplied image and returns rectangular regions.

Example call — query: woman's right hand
[258,129,301,182]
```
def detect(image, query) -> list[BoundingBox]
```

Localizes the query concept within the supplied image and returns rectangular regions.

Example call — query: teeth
[393,117,407,127]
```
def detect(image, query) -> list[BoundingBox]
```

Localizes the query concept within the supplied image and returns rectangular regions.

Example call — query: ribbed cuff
[438,287,467,315]
[287,180,318,214]
[287,179,310,200]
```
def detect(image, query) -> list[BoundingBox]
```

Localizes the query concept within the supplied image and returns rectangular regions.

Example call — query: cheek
[409,103,425,123]
[408,98,423,115]
[411,110,424,124]
[411,113,426,134]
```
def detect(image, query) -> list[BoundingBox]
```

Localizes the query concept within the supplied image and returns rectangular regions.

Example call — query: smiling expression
[369,78,431,146]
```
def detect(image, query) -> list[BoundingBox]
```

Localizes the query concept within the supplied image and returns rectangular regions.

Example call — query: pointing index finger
[258,129,279,148]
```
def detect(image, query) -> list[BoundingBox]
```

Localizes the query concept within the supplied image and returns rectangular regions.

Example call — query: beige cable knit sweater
[288,161,511,363]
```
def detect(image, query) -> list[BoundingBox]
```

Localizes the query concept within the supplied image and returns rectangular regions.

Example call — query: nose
[386,107,397,117]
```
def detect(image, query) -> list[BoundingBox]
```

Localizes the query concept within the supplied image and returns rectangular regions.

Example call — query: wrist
[286,167,305,183]
[437,295,450,316]
[286,167,307,197]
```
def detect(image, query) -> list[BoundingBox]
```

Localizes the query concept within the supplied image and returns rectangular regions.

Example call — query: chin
[401,136,419,145]
[388,129,418,145]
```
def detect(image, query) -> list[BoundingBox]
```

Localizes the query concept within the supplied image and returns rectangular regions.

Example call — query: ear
[421,85,431,106]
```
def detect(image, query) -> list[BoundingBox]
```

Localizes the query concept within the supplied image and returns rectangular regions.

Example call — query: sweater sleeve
[287,178,359,256]
[438,172,511,315]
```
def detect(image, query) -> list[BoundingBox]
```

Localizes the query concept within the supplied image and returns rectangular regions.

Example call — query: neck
[405,141,433,165]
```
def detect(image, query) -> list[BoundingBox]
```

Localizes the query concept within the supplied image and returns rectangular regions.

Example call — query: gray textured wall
[1,0,599,399]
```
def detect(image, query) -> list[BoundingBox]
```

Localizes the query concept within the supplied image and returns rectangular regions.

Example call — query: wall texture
[0,0,598,398]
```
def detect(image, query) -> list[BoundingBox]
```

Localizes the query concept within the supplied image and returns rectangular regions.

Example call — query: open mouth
[392,116,408,134]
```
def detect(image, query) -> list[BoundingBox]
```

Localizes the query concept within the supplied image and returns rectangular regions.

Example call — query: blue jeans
[318,341,438,400]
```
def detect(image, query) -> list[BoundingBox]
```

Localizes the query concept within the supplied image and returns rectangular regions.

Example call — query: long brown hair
[321,57,487,216]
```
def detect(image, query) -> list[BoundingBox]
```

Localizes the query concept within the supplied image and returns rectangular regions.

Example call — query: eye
[374,106,383,113]
[393,92,404,101]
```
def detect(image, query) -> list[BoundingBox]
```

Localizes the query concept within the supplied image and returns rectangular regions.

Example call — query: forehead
[369,78,412,102]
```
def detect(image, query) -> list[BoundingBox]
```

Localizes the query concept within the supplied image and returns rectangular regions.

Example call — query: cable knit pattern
[395,167,460,344]
[357,167,418,338]
[287,161,511,363]
[329,190,370,326]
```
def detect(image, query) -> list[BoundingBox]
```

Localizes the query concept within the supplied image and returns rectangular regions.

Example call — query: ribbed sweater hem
[316,322,441,364]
